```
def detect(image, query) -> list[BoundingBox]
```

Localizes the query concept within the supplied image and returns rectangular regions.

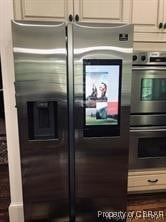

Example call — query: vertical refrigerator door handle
[67,23,75,221]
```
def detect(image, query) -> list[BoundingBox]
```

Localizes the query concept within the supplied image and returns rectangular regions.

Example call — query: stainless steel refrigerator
[12,21,133,222]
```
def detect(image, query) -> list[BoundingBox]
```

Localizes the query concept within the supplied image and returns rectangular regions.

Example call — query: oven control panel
[132,51,166,65]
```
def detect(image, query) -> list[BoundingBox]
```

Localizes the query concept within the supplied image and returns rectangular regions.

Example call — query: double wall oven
[129,52,166,169]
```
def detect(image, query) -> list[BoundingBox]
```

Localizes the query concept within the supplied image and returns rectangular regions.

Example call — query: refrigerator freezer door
[12,21,69,221]
[72,23,133,221]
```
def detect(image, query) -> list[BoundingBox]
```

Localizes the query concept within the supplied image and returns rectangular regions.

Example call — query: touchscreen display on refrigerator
[84,59,122,137]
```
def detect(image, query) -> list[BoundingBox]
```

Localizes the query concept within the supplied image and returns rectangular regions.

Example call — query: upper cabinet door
[73,0,130,23]
[130,0,164,33]
[163,0,166,32]
[14,0,73,21]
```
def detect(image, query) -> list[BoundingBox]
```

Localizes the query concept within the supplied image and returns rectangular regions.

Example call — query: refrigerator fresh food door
[12,21,69,221]
[72,23,133,222]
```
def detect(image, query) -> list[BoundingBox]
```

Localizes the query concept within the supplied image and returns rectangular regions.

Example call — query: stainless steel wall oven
[129,52,166,169]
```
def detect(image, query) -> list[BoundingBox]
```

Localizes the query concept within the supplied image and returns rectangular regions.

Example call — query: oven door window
[141,78,166,101]
[138,137,166,158]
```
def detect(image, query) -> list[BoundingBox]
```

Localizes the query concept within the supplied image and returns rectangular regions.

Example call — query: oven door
[129,128,166,169]
[131,67,166,114]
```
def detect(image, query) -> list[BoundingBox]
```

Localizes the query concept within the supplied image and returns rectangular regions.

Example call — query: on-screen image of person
[86,84,97,108]
[98,82,107,101]
[88,84,97,99]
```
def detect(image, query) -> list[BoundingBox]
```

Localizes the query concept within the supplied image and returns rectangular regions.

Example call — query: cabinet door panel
[131,0,163,33]
[74,0,130,23]
[14,0,73,21]
[163,0,166,32]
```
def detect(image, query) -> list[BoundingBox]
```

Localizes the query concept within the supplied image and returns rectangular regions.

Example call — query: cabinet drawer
[128,173,166,192]
[129,174,166,187]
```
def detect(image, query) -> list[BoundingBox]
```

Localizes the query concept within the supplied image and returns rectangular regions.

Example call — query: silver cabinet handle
[147,179,158,183]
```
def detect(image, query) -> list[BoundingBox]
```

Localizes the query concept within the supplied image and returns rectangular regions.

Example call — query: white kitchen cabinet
[130,0,166,42]
[128,169,166,193]
[163,0,166,32]
[13,0,73,21]
[73,0,130,23]
[13,0,166,42]
[130,0,163,33]
[13,0,130,23]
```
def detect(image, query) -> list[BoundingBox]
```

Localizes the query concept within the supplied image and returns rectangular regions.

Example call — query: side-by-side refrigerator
[12,21,133,222]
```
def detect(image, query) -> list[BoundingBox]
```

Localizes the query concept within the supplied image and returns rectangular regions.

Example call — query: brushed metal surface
[130,114,166,126]
[133,66,166,71]
[131,69,166,114]
[129,128,166,169]
[12,21,69,221]
[12,21,133,221]
[73,23,133,221]
[130,51,166,171]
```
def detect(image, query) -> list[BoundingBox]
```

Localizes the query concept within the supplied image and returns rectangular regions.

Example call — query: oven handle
[130,128,166,133]
[132,66,166,71]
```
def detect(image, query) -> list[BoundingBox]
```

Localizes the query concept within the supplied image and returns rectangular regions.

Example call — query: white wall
[0,0,24,222]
